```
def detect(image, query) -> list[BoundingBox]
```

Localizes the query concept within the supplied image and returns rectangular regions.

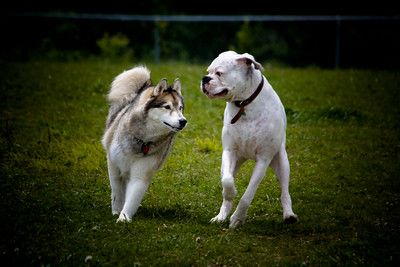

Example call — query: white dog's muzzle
[201,76,229,98]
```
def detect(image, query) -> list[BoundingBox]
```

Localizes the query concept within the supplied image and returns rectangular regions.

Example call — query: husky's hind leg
[107,158,124,215]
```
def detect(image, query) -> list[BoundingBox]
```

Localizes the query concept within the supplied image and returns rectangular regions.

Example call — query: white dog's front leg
[230,159,269,228]
[117,177,150,223]
[210,150,239,223]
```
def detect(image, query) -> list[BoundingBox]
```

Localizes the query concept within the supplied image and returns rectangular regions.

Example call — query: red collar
[141,143,151,155]
[134,137,152,155]
[231,73,264,124]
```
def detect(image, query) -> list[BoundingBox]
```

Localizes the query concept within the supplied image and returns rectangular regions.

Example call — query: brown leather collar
[231,73,264,124]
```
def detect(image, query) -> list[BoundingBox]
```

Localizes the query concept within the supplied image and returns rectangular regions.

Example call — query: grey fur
[101,66,186,222]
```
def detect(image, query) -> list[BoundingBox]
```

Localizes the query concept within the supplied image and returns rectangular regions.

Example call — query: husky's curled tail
[105,66,151,128]
[107,66,151,105]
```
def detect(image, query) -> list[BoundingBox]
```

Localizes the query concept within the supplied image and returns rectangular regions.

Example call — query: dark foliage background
[1,1,399,68]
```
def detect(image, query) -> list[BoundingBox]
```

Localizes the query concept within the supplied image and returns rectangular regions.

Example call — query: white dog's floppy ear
[153,78,168,96]
[172,78,182,95]
[236,53,264,71]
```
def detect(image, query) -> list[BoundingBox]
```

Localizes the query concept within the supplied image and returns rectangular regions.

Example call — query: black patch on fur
[145,99,166,111]
[136,80,151,95]
[144,86,184,113]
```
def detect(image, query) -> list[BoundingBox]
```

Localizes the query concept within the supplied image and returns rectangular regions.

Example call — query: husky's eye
[179,106,184,111]
[164,105,171,110]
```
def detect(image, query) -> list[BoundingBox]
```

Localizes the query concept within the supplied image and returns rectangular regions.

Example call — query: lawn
[0,60,399,266]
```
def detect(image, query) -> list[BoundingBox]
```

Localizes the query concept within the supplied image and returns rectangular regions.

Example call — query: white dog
[201,51,298,228]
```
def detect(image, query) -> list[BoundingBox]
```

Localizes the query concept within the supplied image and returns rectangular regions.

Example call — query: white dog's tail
[107,66,151,105]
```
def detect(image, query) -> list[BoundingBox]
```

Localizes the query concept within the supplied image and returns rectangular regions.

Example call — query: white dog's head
[201,51,264,101]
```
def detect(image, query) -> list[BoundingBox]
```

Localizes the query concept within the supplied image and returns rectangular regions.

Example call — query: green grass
[1,59,399,266]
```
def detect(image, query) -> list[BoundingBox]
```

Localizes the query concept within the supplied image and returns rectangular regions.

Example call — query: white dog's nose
[201,76,212,94]
[202,76,212,85]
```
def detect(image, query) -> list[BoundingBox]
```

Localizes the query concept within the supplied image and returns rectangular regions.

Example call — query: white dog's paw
[229,212,246,228]
[210,214,227,223]
[116,213,132,223]
[229,217,245,228]
[284,213,299,224]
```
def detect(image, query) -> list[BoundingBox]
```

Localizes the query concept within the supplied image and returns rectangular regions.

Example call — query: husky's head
[145,78,187,133]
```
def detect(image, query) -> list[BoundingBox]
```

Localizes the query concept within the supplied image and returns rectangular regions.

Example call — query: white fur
[202,51,298,228]
[108,151,160,222]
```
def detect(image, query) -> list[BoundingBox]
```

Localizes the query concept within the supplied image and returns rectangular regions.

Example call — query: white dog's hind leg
[229,159,269,228]
[117,177,150,222]
[210,151,241,223]
[270,144,298,224]
[107,159,124,215]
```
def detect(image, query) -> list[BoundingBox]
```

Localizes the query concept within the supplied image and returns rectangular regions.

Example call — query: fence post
[335,15,341,68]
[153,22,160,64]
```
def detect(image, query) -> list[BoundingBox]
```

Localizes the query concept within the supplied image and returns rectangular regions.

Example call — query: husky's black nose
[179,119,187,128]
[202,76,212,85]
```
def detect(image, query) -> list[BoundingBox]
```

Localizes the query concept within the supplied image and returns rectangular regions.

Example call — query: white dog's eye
[215,71,222,76]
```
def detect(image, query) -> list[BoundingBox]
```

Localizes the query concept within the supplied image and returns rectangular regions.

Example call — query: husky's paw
[111,199,123,216]
[112,205,123,216]
[210,214,227,223]
[116,213,132,223]
[112,210,121,216]
[284,213,299,224]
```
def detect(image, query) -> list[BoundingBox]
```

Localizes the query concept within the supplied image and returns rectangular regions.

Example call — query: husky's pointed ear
[153,78,168,96]
[236,53,264,71]
[172,78,182,95]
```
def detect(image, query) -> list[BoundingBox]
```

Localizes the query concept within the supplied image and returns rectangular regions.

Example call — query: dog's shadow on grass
[133,205,307,232]
[135,204,207,223]
[134,204,225,226]
[239,217,307,237]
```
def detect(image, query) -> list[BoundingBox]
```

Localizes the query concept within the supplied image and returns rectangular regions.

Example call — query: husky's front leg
[117,161,154,222]
[117,177,150,222]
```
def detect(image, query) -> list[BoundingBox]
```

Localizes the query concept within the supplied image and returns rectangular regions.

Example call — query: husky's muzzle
[163,118,187,132]
[175,118,187,130]
[178,118,187,129]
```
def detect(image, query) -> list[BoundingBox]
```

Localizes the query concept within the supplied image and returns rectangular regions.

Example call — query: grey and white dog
[102,66,187,222]
[201,51,298,228]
